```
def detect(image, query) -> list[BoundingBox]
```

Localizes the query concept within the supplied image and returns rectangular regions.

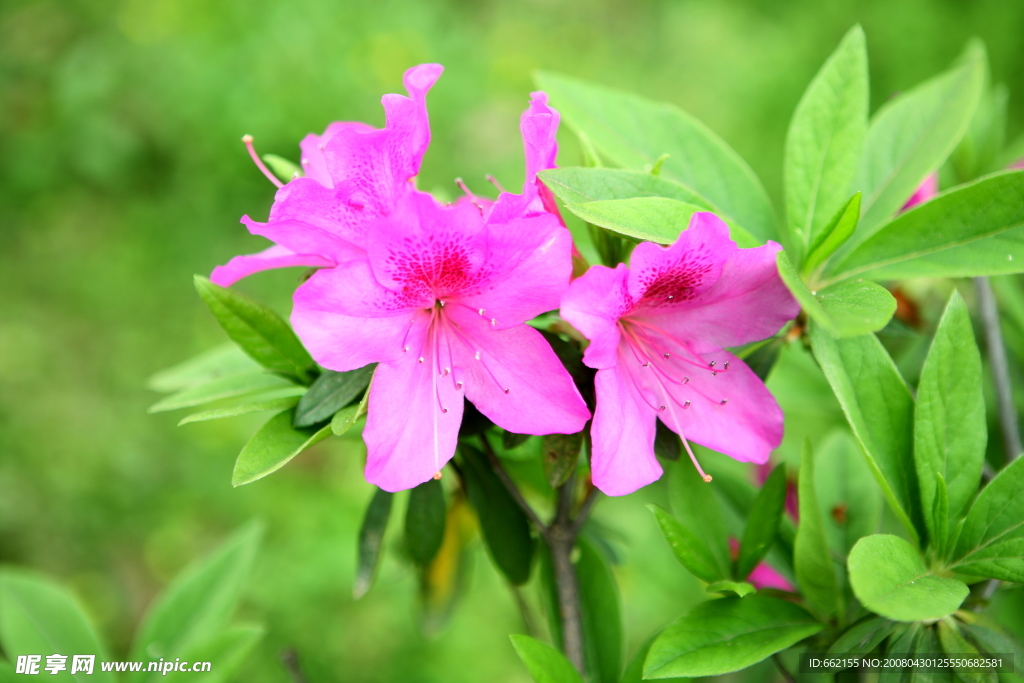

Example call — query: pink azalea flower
[211,64,445,286]
[560,213,799,496]
[900,172,939,212]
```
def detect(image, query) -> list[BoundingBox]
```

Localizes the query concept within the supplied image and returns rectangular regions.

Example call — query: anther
[241,135,284,189]
[432,471,443,480]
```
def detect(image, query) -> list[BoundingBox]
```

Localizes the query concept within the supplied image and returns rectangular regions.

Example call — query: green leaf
[816,279,897,337]
[460,445,534,585]
[736,464,787,580]
[353,488,393,599]
[293,364,374,427]
[848,534,968,621]
[951,456,1024,582]
[562,196,759,248]
[706,581,756,597]
[541,432,582,488]
[848,53,984,248]
[0,570,113,682]
[261,154,301,183]
[649,505,727,584]
[815,429,883,556]
[828,171,1024,281]
[828,616,895,656]
[804,192,862,276]
[784,26,868,259]
[795,439,842,618]
[644,596,823,678]
[809,323,921,541]
[148,370,302,413]
[536,71,777,242]
[180,625,264,683]
[510,634,584,683]
[194,275,314,383]
[405,478,446,568]
[147,343,258,392]
[129,522,261,679]
[231,410,331,486]
[178,396,300,425]
[577,537,623,683]
[915,291,986,551]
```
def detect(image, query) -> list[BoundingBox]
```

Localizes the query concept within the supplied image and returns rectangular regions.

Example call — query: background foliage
[3,0,1024,681]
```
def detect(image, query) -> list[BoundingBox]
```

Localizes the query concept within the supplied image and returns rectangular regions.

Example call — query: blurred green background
[3,0,1024,681]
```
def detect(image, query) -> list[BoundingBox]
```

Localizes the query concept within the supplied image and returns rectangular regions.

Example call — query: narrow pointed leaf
[736,464,787,580]
[293,363,374,427]
[231,410,331,486]
[353,488,394,599]
[785,26,868,258]
[809,323,921,541]
[536,71,777,242]
[405,478,446,568]
[951,456,1024,582]
[194,275,314,382]
[644,596,822,678]
[795,439,842,617]
[510,634,584,683]
[848,534,968,621]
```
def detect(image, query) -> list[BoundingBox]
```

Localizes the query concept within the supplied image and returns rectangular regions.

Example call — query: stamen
[241,135,284,189]
[485,174,507,192]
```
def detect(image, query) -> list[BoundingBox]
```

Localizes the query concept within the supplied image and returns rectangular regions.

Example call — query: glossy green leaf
[644,596,823,678]
[178,395,300,425]
[563,196,758,248]
[536,71,777,242]
[848,53,984,247]
[828,616,895,656]
[915,291,986,550]
[179,625,264,683]
[147,343,258,392]
[706,581,756,597]
[129,522,261,679]
[231,410,331,486]
[815,429,883,556]
[829,171,1024,281]
[148,370,302,413]
[194,275,314,383]
[510,634,584,683]
[809,323,920,541]
[795,439,842,618]
[785,26,868,258]
[541,432,582,488]
[848,534,968,621]
[293,364,374,427]
[649,505,726,584]
[0,570,113,682]
[577,537,622,683]
[261,154,301,183]
[353,488,393,599]
[951,456,1024,582]
[736,464,787,580]
[804,192,862,276]
[405,478,446,568]
[461,445,534,585]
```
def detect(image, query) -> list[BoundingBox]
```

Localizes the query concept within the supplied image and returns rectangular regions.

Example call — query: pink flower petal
[363,314,465,492]
[589,366,662,496]
[446,306,590,435]
[210,245,334,287]
[560,264,631,370]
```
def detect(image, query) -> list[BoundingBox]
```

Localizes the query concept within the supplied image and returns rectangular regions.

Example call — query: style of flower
[210,64,445,286]
[560,213,799,496]
[217,64,590,491]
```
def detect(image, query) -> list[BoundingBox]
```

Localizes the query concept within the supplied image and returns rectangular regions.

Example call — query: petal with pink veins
[210,245,334,287]
[589,366,662,496]
[446,305,589,435]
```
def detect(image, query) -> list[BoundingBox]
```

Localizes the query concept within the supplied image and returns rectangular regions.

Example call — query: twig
[480,435,549,536]
[975,277,1022,462]
[280,649,307,683]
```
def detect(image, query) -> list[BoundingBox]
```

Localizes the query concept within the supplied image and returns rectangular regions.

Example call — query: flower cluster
[214,64,799,496]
